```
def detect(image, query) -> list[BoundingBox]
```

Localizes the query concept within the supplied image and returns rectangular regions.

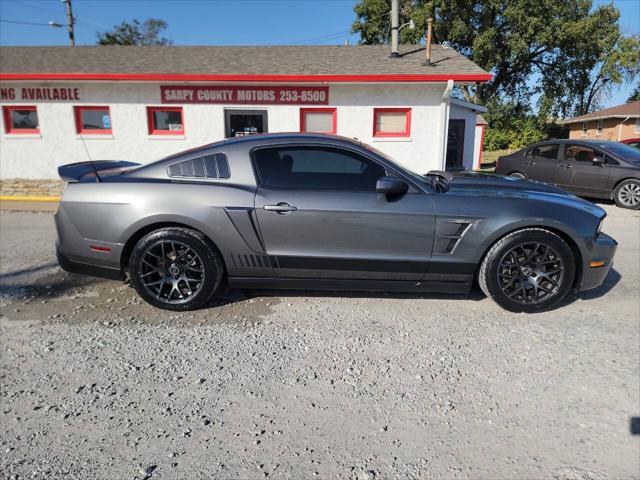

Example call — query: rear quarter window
[167,153,230,179]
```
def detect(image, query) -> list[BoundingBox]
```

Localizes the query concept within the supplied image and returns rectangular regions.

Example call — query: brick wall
[568,117,640,141]
[1,179,64,197]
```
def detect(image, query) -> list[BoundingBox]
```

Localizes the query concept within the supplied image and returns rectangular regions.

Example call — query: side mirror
[376,176,408,195]
[593,155,605,166]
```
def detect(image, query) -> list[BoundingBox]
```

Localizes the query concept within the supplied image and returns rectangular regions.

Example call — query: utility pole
[390,0,399,57]
[62,0,75,46]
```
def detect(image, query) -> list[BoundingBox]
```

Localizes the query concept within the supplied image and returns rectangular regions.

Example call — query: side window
[532,144,558,160]
[168,153,230,179]
[566,145,597,163]
[253,146,386,191]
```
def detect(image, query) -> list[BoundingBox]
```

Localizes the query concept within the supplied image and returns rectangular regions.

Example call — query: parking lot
[1,204,639,479]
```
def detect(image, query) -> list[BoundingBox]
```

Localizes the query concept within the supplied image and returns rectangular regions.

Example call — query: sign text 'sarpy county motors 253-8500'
[160,86,329,105]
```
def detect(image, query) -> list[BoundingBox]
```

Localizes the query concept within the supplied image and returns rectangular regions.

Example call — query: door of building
[225,110,268,138]
[446,119,465,170]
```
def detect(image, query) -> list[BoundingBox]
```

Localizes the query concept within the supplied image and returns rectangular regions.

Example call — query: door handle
[524,161,535,166]
[560,164,572,169]
[264,203,298,214]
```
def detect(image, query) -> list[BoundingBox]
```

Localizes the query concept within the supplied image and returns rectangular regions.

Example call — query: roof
[559,101,640,124]
[0,45,491,83]
[450,97,487,113]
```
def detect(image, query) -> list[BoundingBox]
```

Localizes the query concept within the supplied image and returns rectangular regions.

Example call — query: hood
[447,172,604,214]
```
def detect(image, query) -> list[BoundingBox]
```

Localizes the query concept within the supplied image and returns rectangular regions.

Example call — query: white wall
[0,82,448,179]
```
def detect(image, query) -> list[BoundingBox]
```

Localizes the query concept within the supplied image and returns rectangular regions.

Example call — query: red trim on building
[300,108,337,134]
[0,73,493,83]
[2,105,39,134]
[146,106,184,135]
[373,108,412,138]
[74,105,112,134]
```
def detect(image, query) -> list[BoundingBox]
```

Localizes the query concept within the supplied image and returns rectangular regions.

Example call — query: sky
[0,0,638,108]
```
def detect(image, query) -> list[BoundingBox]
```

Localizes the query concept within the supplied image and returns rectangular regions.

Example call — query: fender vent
[231,254,276,269]
[434,221,472,255]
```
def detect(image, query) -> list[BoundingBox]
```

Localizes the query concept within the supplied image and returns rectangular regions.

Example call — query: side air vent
[433,220,472,255]
[168,153,230,179]
[231,254,276,269]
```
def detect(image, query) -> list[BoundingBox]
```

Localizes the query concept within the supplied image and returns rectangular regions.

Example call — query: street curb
[0,195,60,202]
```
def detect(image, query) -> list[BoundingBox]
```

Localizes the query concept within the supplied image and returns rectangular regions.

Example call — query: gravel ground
[1,205,639,480]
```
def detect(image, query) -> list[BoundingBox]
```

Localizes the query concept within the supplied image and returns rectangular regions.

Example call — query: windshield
[359,142,432,185]
[596,142,640,164]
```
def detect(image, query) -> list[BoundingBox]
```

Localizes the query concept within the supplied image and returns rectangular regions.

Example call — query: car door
[557,144,611,196]
[252,144,436,280]
[522,143,560,184]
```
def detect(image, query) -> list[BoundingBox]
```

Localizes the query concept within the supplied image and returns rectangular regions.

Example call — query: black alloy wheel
[479,228,576,312]
[129,228,224,310]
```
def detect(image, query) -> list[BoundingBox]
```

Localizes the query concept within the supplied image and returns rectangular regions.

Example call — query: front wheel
[129,227,224,311]
[509,172,526,179]
[479,228,576,313]
[614,179,640,209]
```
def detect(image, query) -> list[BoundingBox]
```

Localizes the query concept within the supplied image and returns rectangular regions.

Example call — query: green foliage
[351,0,640,117]
[97,19,172,46]
[628,82,640,102]
[484,120,546,151]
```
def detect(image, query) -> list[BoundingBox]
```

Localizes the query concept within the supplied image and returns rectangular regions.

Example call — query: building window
[581,121,587,136]
[147,106,184,135]
[74,106,111,134]
[635,118,640,134]
[596,119,603,135]
[300,108,336,134]
[3,106,39,134]
[373,108,411,137]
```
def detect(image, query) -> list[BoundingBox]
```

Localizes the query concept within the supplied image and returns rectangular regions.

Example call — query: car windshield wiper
[425,170,454,193]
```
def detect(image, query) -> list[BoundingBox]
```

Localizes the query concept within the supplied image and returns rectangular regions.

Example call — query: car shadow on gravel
[238,287,485,302]
[0,270,105,303]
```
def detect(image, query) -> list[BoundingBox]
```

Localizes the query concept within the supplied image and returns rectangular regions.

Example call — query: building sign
[160,85,328,105]
[0,86,80,102]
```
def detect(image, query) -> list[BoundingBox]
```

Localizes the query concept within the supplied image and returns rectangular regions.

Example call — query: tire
[613,179,640,210]
[128,227,224,311]
[479,228,576,313]
[509,172,526,179]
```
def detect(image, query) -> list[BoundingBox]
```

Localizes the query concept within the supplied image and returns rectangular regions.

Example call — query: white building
[0,45,490,179]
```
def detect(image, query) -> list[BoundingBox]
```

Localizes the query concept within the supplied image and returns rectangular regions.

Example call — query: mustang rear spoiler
[58,160,139,182]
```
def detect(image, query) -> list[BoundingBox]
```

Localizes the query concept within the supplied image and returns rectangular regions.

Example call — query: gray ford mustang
[55,133,617,313]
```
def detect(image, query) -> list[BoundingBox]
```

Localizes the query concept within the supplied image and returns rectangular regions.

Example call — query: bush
[483,118,547,151]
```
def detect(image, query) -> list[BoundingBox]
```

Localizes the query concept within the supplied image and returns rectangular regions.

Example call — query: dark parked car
[55,133,616,313]
[495,139,640,209]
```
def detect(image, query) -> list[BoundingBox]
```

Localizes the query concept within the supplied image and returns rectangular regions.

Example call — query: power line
[288,10,390,45]
[9,0,108,31]
[0,18,61,27]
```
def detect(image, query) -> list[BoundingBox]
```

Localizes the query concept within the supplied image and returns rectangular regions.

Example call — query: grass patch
[481,149,513,165]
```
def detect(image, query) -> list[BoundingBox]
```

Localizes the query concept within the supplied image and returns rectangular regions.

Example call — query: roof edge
[559,114,640,124]
[0,72,493,83]
[450,97,487,113]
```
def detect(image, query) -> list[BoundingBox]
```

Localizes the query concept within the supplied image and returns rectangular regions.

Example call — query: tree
[97,18,172,46]
[628,82,640,103]
[351,0,640,117]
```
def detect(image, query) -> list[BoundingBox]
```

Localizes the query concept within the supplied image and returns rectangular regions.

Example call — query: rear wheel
[129,228,224,311]
[479,228,575,312]
[613,179,640,209]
